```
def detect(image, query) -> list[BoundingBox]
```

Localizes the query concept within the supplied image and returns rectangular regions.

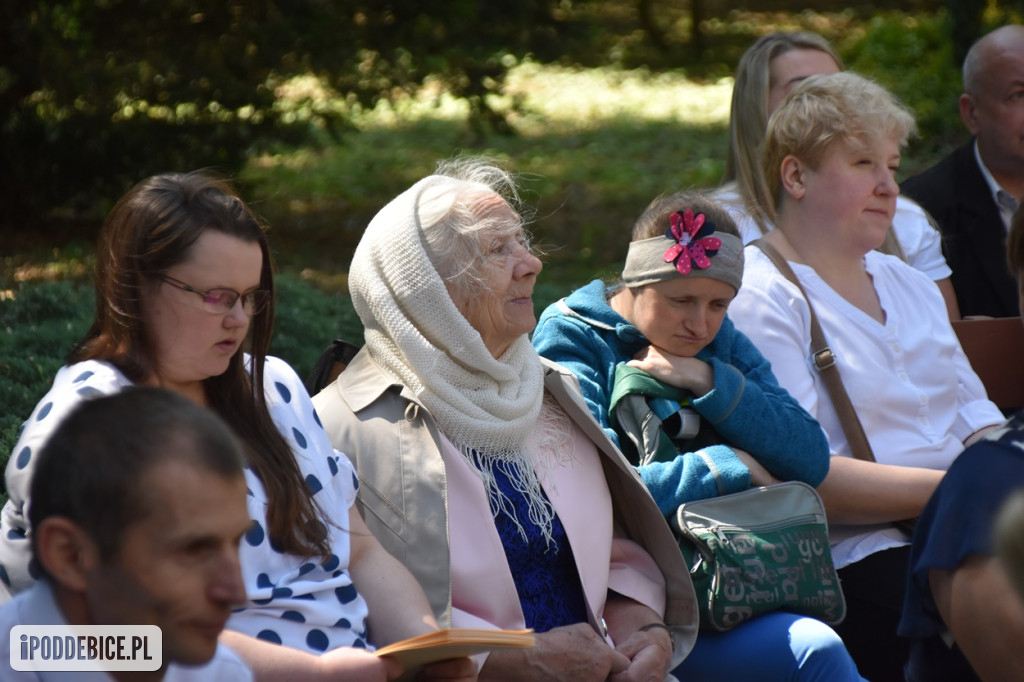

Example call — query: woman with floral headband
[532,190,864,681]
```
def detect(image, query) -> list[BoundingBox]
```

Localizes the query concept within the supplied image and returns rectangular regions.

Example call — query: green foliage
[269,273,365,381]
[0,0,584,223]
[2,2,987,229]
[2,2,296,220]
[0,280,94,469]
[841,12,963,170]
[245,65,733,278]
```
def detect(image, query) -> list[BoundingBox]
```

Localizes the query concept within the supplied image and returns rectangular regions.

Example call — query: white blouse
[728,247,1003,567]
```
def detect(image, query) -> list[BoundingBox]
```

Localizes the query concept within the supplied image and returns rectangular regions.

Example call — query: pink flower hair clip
[663,209,723,275]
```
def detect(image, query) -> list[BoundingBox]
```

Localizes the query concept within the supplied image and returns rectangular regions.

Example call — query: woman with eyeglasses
[0,171,476,682]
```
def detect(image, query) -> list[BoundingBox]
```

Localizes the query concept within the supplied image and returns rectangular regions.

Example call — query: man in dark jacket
[902,25,1024,318]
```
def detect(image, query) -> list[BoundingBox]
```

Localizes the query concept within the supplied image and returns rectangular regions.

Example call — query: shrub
[0,280,94,472]
[270,273,365,382]
[840,12,963,172]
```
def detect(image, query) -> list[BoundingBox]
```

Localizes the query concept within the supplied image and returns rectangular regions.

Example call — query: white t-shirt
[728,246,1003,567]
[712,184,952,281]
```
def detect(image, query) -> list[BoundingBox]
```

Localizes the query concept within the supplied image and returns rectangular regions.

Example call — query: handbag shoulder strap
[749,238,876,463]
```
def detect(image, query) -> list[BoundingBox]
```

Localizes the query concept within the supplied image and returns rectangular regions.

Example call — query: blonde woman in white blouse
[727,72,1004,682]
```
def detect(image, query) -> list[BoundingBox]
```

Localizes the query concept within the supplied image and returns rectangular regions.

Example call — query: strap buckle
[813,348,836,370]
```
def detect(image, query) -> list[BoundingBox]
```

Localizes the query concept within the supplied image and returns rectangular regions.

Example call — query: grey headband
[621,215,744,292]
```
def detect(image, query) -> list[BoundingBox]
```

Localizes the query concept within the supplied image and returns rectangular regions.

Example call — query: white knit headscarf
[349,173,555,542]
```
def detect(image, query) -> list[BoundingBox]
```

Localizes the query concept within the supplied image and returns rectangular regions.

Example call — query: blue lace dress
[484,460,588,632]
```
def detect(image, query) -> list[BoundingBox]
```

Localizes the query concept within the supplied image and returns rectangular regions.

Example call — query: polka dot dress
[1,361,135,593]
[227,356,370,653]
[0,356,371,654]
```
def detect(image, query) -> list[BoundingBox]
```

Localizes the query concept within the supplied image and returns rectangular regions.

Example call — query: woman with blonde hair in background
[715,31,960,319]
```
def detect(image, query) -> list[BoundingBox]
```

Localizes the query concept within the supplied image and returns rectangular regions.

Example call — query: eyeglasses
[159,275,270,316]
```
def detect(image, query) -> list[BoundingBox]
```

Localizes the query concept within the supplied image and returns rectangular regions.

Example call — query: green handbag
[673,481,846,632]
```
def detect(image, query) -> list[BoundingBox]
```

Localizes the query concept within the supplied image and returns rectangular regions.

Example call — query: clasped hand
[627,346,713,397]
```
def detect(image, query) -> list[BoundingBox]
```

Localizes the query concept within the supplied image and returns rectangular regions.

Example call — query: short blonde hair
[761,71,916,219]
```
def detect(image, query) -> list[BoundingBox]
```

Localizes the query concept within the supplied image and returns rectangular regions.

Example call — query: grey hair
[418,157,534,301]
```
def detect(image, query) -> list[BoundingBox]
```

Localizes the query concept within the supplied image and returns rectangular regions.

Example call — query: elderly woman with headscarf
[313,158,697,682]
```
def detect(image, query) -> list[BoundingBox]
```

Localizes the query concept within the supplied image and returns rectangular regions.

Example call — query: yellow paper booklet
[375,628,535,680]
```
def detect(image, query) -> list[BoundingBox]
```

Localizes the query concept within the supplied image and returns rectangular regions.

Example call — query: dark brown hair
[71,171,330,559]
[632,190,741,242]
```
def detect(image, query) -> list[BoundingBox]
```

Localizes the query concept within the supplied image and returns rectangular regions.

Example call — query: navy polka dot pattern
[275,381,292,404]
[1,357,370,655]
[306,629,329,652]
[256,630,282,645]
[334,583,359,604]
[225,356,370,654]
[245,521,265,546]
[0,361,135,593]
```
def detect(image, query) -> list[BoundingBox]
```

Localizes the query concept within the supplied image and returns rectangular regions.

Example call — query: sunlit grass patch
[499,63,733,132]
[243,61,733,274]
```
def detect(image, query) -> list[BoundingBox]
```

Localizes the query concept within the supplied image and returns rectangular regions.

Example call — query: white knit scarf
[348,175,555,542]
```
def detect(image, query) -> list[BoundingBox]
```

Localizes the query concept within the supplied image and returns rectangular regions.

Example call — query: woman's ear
[780,155,807,200]
[34,517,101,593]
